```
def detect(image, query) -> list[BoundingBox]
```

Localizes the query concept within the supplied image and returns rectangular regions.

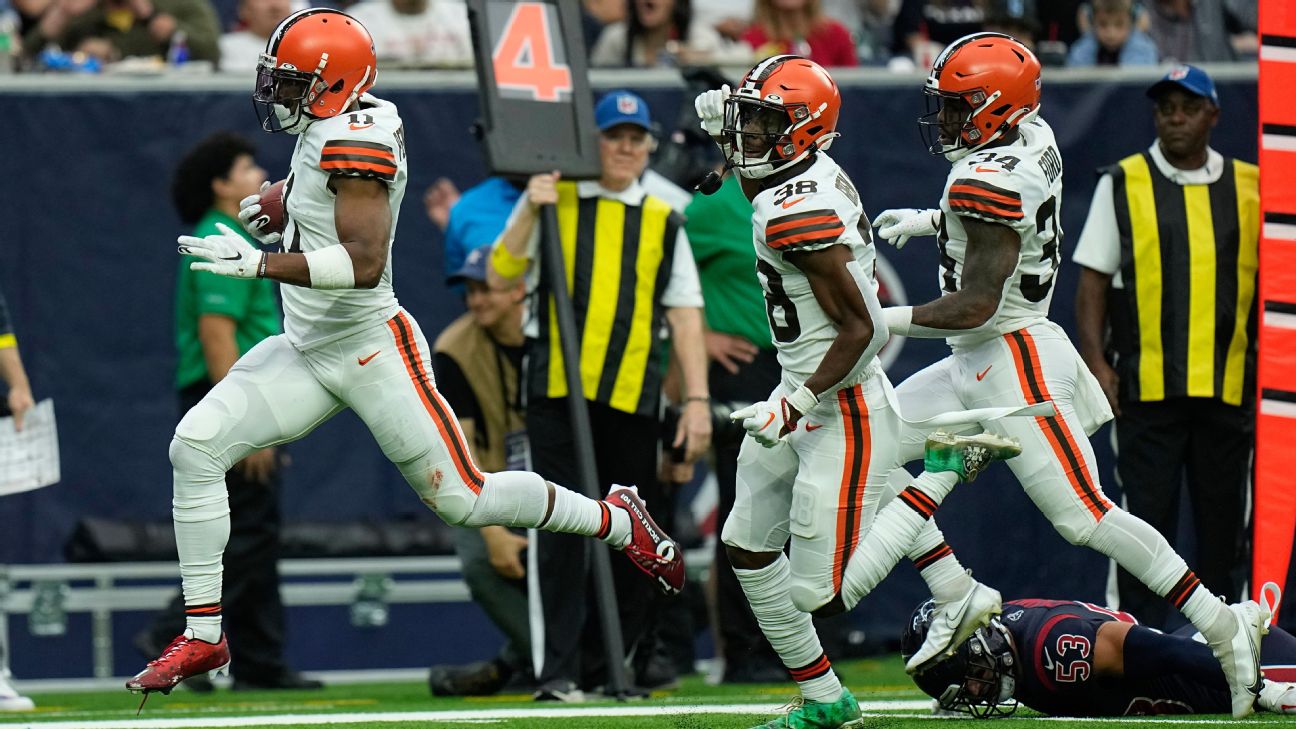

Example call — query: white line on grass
[0,701,934,728]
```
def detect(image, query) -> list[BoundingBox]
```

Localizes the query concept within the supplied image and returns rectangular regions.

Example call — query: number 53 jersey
[751,153,882,389]
[937,117,1065,350]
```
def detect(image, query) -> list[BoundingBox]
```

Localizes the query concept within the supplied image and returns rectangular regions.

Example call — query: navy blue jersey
[1003,599,1296,716]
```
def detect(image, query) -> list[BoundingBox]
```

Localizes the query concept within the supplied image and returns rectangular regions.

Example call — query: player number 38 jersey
[751,154,881,387]
[281,93,409,349]
[937,117,1065,348]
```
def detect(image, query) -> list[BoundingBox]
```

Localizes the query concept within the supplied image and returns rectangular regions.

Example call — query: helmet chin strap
[943,104,1040,162]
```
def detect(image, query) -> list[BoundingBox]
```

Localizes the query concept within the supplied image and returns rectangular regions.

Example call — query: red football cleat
[126,631,231,695]
[605,485,685,596]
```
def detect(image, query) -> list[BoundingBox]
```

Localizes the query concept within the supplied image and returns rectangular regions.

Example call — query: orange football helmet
[722,55,841,178]
[920,32,1041,161]
[254,8,377,134]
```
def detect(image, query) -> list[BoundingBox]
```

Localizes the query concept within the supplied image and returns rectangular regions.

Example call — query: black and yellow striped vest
[528,181,681,417]
[1105,151,1259,406]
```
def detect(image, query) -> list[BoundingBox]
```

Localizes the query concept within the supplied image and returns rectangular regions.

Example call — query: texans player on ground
[127,8,685,698]
[869,32,1267,718]
[903,584,1296,717]
[695,55,1021,729]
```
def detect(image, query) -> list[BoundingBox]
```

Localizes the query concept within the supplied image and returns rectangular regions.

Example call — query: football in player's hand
[256,179,287,235]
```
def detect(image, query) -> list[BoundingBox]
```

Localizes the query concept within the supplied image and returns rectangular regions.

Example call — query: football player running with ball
[696,55,1021,729]
[127,9,684,697]
[872,32,1267,718]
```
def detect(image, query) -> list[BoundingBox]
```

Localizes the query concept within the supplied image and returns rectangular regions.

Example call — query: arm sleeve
[661,228,705,308]
[1071,175,1122,276]
[318,137,399,183]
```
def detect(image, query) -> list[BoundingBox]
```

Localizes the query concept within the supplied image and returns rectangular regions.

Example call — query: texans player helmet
[902,599,1020,718]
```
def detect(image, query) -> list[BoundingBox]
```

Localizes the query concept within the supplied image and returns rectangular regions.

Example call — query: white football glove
[873,208,942,250]
[178,222,265,279]
[730,386,818,448]
[236,180,282,246]
[694,84,730,137]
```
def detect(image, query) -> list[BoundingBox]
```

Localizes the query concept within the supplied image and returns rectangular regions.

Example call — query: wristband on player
[785,384,819,417]
[304,244,356,290]
[883,306,913,336]
[490,243,528,279]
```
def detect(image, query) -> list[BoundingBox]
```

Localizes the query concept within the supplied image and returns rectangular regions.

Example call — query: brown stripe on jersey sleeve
[765,208,846,250]
[948,178,1024,222]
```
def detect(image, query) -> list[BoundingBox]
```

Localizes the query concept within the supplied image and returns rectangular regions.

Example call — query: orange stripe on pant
[1004,330,1110,521]
[386,313,484,493]
[832,385,870,594]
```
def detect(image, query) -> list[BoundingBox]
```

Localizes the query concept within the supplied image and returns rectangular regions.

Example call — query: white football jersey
[937,117,1064,349]
[280,94,408,349]
[751,153,881,386]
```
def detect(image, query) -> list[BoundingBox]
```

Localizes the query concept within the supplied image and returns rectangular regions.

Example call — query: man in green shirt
[683,172,786,684]
[137,132,320,692]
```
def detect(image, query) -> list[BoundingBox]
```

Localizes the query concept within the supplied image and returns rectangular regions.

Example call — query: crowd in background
[0,0,1261,74]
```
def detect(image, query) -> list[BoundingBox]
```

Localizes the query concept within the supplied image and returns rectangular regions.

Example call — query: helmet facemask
[928,622,1020,718]
[253,52,329,135]
[722,93,831,179]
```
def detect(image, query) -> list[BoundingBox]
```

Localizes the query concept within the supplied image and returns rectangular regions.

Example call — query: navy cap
[1147,64,1219,106]
[449,246,490,285]
[595,90,652,131]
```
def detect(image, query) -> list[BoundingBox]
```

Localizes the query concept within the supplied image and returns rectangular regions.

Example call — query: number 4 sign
[492,2,573,102]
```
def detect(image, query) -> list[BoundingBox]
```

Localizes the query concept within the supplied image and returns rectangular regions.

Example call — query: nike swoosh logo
[759,413,776,431]
[781,196,807,209]
[976,365,993,381]
[349,123,374,131]
[220,254,242,261]
[357,351,380,366]
[975,166,999,173]
[1042,649,1054,671]
[805,423,823,432]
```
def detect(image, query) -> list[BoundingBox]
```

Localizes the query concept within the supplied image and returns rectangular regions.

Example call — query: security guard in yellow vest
[489,90,711,699]
[1074,65,1259,629]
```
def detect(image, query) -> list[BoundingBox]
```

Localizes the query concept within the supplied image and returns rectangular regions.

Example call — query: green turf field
[1,656,1289,728]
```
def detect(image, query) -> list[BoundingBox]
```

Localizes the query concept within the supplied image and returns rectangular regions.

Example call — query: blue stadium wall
[0,68,1258,677]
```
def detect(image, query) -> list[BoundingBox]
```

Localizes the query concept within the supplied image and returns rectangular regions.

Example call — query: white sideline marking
[0,701,932,729]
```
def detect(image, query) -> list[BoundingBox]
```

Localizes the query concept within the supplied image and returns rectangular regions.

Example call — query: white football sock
[734,555,842,703]
[1086,507,1228,638]
[170,437,230,637]
[908,523,973,605]
[840,471,959,609]
[537,482,631,547]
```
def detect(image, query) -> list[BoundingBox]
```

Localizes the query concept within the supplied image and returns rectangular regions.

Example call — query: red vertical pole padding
[1255,0,1296,604]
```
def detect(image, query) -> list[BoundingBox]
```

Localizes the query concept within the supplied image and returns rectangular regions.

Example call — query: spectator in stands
[982,0,1038,49]
[218,0,290,72]
[1073,66,1258,629]
[426,247,534,696]
[682,169,789,685]
[436,177,523,286]
[1067,0,1157,66]
[856,0,901,64]
[1146,0,1256,63]
[741,0,856,66]
[346,0,471,67]
[589,0,742,67]
[136,132,322,693]
[490,90,711,701]
[0,284,35,713]
[24,0,220,64]
[892,0,984,68]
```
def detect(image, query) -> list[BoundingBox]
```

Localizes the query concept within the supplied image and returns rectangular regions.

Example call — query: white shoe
[1208,600,1269,718]
[905,578,1002,674]
[1258,680,1296,714]
[0,669,34,711]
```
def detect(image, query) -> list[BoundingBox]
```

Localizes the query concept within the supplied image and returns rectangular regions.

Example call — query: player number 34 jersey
[280,93,409,349]
[751,153,881,387]
[937,117,1065,349]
